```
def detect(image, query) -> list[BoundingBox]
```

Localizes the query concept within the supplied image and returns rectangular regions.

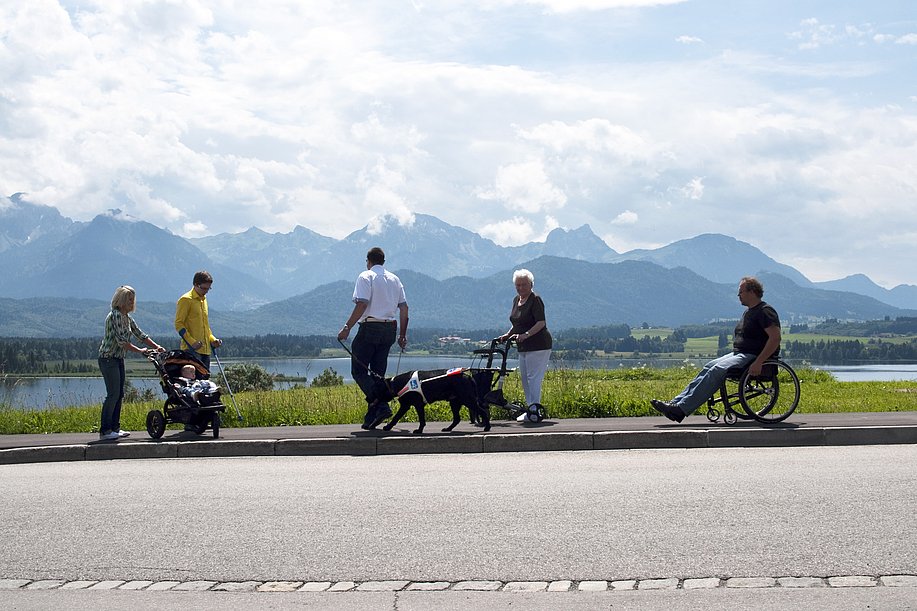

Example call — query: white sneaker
[117,430,131,438]
[516,412,527,422]
[99,431,120,440]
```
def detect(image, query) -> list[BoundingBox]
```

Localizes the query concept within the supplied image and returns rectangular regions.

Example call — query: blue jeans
[672,352,757,416]
[351,321,396,406]
[98,357,125,434]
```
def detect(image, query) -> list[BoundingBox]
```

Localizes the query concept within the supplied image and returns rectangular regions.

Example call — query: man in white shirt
[338,247,409,429]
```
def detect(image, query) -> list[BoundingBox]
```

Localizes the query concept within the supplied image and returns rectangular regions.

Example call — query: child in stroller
[145,350,226,439]
[172,364,221,405]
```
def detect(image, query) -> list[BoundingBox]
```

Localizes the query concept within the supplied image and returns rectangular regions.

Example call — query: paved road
[1,445,915,608]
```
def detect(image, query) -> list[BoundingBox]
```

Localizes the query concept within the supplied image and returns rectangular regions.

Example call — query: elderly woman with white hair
[498,268,553,421]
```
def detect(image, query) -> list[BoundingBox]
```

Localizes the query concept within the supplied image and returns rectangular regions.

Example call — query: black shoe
[367,403,393,430]
[651,399,685,423]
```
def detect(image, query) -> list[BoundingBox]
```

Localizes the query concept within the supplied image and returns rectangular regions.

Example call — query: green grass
[2,364,916,435]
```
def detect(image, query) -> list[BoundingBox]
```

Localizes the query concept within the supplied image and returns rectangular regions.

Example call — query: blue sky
[2,0,916,287]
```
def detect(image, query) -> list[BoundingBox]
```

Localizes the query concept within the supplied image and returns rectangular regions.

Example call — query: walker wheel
[706,408,720,423]
[146,410,166,439]
[528,403,545,423]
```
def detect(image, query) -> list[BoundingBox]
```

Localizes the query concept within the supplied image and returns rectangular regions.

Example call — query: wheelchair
[470,337,547,423]
[706,357,800,425]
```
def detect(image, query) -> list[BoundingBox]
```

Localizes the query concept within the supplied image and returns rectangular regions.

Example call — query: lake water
[3,357,917,410]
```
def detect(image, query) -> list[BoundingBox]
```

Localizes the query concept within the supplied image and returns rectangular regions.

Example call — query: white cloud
[475,159,567,213]
[896,33,917,45]
[676,35,704,45]
[612,210,638,225]
[478,216,535,246]
[681,177,704,200]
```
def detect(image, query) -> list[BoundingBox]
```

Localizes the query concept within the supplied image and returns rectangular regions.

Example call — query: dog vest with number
[397,368,466,404]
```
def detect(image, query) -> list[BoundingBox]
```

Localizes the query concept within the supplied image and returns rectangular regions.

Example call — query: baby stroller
[145,350,226,439]
[470,338,547,423]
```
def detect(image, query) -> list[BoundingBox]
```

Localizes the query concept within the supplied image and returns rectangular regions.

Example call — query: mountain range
[1,193,916,337]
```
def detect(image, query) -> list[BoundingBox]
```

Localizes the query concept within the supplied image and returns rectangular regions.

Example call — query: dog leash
[337,338,404,380]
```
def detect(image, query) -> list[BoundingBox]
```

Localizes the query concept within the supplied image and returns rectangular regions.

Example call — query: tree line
[4,317,917,374]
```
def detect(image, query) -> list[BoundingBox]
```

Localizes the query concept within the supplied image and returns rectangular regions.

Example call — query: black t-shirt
[510,293,553,352]
[733,302,780,356]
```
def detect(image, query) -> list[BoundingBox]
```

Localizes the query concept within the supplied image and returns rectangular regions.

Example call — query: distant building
[437,336,471,345]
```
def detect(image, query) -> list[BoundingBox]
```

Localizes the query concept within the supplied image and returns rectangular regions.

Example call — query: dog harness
[397,367,466,404]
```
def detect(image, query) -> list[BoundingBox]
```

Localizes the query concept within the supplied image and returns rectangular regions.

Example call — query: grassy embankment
[2,363,916,435]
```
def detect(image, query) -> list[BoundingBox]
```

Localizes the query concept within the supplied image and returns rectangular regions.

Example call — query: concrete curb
[1,425,916,465]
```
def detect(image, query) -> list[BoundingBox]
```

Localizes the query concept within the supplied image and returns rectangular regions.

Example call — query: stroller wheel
[211,412,220,439]
[146,410,166,439]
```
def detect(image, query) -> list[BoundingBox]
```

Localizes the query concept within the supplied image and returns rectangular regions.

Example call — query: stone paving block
[484,432,593,453]
[453,580,502,591]
[577,580,608,591]
[504,581,548,592]
[258,581,304,592]
[172,580,217,591]
[298,581,332,591]
[595,430,707,450]
[86,442,177,461]
[778,576,825,588]
[60,580,97,589]
[356,580,409,591]
[824,426,917,446]
[0,579,30,589]
[725,577,776,588]
[708,428,822,448]
[176,440,274,458]
[88,580,125,590]
[406,581,450,591]
[146,581,181,591]
[276,438,376,457]
[880,575,917,587]
[639,578,679,590]
[683,578,720,589]
[327,581,356,592]
[610,580,636,590]
[119,580,154,590]
[212,581,260,591]
[377,435,483,455]
[0,445,85,465]
[547,580,572,592]
[25,580,65,589]
[828,575,876,587]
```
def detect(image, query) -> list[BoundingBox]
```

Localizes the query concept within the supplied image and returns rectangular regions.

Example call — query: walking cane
[212,348,244,422]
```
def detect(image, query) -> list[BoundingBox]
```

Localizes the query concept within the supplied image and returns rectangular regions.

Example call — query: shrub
[311,367,344,387]
[223,363,274,392]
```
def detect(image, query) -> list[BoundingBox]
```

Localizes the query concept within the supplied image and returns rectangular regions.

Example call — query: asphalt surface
[2,411,916,464]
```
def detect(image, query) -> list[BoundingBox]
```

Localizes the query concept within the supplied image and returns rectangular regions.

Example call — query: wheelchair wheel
[739,360,800,423]
[706,408,720,423]
[146,410,166,439]
[211,411,220,439]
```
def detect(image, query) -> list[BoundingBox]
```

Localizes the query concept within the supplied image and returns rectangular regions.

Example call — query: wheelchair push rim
[738,360,801,423]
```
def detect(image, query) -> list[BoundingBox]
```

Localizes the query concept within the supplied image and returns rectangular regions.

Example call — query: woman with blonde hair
[97,285,163,440]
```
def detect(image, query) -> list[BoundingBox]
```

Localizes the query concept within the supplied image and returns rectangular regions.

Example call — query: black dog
[377,368,490,434]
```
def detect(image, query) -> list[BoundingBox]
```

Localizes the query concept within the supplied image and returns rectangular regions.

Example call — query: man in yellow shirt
[174,270,222,371]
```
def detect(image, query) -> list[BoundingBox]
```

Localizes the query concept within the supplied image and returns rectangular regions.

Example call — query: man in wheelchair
[651,276,781,423]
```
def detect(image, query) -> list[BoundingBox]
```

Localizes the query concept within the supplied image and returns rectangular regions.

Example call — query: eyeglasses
[196,284,212,291]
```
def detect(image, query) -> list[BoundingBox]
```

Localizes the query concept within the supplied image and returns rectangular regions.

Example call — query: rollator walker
[469,337,547,423]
